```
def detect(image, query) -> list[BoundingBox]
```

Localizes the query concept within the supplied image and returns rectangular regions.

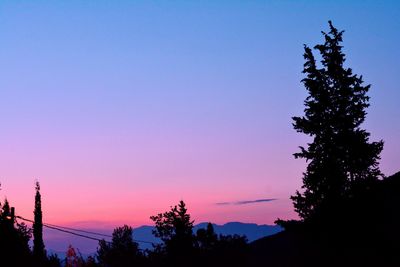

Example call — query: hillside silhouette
[249,171,400,267]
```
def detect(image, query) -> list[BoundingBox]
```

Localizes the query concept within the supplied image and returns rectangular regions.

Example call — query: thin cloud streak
[216,198,277,206]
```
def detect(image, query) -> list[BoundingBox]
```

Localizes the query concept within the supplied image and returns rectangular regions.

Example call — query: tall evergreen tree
[33,181,46,263]
[150,200,195,266]
[151,200,194,248]
[291,21,384,220]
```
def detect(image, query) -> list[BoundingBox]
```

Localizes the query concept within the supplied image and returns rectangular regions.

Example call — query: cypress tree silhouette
[33,181,46,263]
[291,21,384,220]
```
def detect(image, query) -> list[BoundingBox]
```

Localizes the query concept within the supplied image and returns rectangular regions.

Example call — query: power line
[16,216,157,245]
[16,216,108,243]
[41,221,112,238]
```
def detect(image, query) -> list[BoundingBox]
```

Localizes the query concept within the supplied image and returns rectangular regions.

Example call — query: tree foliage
[150,200,195,265]
[97,225,143,267]
[196,223,248,267]
[149,201,248,267]
[0,198,33,267]
[33,181,46,264]
[291,21,384,220]
[196,223,218,250]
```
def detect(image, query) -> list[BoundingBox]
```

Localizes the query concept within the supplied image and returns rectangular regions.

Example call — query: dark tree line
[0,189,247,267]
[95,200,248,267]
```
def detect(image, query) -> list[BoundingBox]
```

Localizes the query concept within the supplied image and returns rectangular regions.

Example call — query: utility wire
[40,221,112,238]
[16,216,157,245]
[16,216,108,242]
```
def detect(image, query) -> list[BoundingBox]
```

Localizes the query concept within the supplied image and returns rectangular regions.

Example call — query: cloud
[215,198,277,206]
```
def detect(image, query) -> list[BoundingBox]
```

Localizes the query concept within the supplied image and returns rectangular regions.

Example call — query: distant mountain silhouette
[248,171,400,267]
[196,222,282,240]
[44,222,282,255]
[134,222,282,250]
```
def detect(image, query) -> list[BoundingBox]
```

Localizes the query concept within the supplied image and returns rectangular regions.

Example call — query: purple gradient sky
[0,1,399,227]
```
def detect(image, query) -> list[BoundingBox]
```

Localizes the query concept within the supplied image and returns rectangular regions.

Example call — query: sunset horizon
[1,1,399,266]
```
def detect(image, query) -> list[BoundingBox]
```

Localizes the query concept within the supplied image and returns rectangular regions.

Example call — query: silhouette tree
[214,234,248,267]
[33,181,46,264]
[196,223,218,250]
[195,223,248,267]
[291,21,384,220]
[0,199,32,266]
[150,200,195,266]
[97,225,142,267]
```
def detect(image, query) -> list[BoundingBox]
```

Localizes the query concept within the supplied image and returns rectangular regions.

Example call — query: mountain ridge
[44,222,282,256]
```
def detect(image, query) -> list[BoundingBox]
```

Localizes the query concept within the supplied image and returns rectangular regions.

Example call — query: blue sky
[0,1,399,226]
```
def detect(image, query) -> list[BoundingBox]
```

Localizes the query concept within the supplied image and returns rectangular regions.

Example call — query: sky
[0,0,399,230]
